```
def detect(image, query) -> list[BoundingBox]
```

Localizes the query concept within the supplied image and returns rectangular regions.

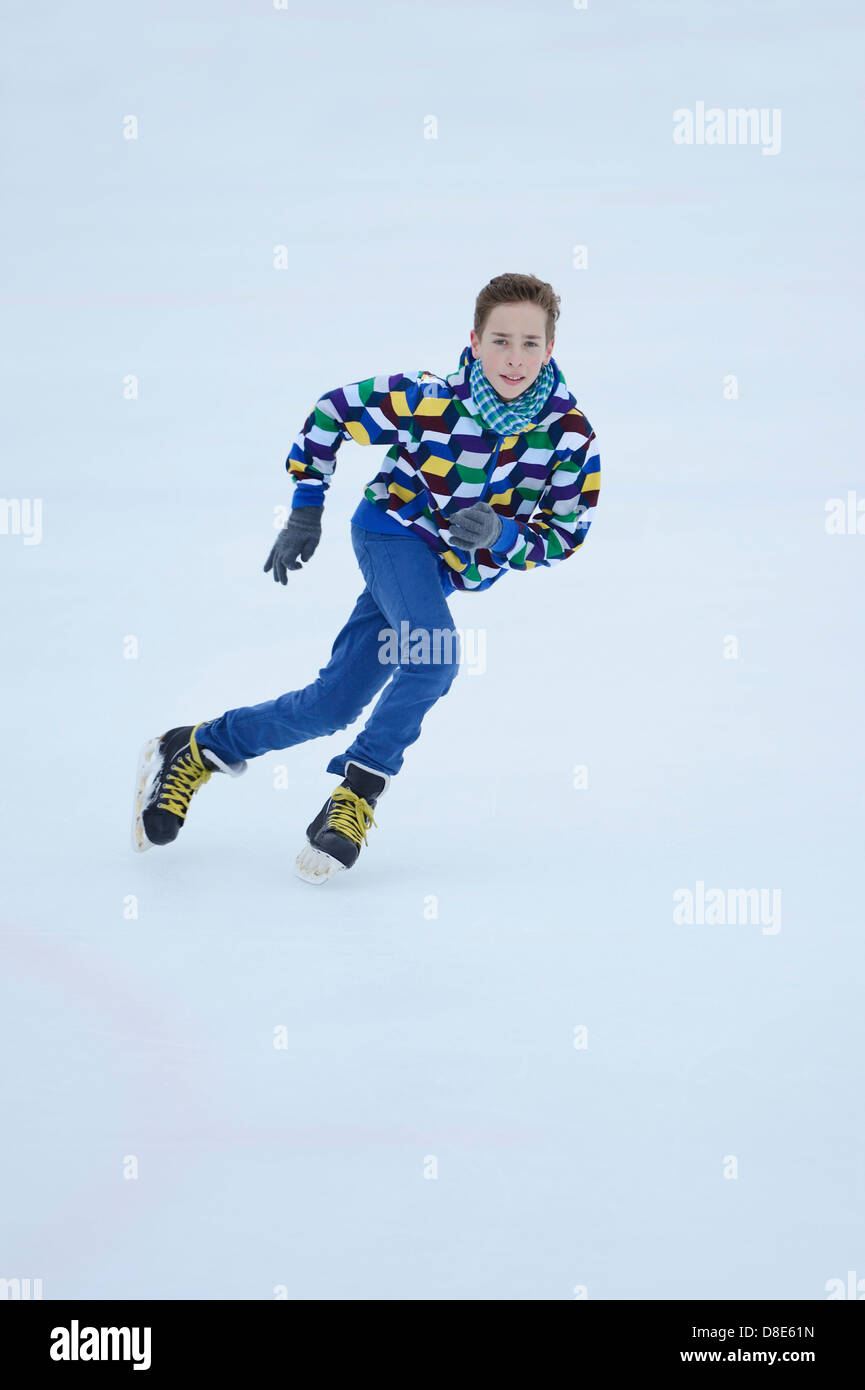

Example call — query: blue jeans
[194,525,460,778]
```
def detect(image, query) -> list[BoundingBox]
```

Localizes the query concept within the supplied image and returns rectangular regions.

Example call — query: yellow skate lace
[326,786,377,847]
[156,724,212,820]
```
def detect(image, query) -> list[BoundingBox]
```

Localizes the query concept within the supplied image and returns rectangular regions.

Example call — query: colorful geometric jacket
[285,343,601,594]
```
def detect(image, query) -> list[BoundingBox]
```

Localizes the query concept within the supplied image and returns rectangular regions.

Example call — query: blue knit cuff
[292,481,326,509]
[490,515,520,556]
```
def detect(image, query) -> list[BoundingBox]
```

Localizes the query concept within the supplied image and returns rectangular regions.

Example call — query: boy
[132,272,601,883]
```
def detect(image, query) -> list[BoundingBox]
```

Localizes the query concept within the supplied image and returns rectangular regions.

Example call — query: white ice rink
[1,0,863,1299]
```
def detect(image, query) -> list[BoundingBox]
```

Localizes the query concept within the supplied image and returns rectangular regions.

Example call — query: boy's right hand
[264,506,323,582]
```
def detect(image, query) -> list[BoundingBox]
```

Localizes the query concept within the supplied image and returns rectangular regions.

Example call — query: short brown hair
[473,272,561,345]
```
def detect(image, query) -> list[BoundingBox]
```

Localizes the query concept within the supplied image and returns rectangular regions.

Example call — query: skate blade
[131,736,163,853]
[294,842,345,884]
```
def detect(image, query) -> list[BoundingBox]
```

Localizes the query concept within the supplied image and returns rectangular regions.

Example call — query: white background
[1,0,863,1299]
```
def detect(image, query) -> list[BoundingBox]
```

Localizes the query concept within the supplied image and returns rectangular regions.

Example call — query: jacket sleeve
[488,424,600,571]
[285,370,425,503]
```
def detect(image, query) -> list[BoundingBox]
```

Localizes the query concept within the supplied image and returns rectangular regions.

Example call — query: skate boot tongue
[342,761,389,805]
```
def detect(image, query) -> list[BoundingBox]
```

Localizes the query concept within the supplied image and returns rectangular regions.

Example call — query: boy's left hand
[446,501,502,551]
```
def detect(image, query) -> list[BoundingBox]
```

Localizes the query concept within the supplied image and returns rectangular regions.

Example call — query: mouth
[501,374,525,384]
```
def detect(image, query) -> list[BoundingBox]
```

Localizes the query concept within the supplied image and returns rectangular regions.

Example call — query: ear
[469,329,480,358]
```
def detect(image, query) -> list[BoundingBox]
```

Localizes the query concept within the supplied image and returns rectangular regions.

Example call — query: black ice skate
[295,760,390,884]
[132,722,247,852]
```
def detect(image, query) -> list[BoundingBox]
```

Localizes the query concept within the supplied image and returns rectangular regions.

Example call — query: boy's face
[469,302,554,401]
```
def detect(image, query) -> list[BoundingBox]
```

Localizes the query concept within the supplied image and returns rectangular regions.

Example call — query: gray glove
[446,501,502,552]
[264,506,323,582]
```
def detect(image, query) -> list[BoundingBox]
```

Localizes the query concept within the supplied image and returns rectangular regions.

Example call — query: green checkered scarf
[469,353,556,435]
